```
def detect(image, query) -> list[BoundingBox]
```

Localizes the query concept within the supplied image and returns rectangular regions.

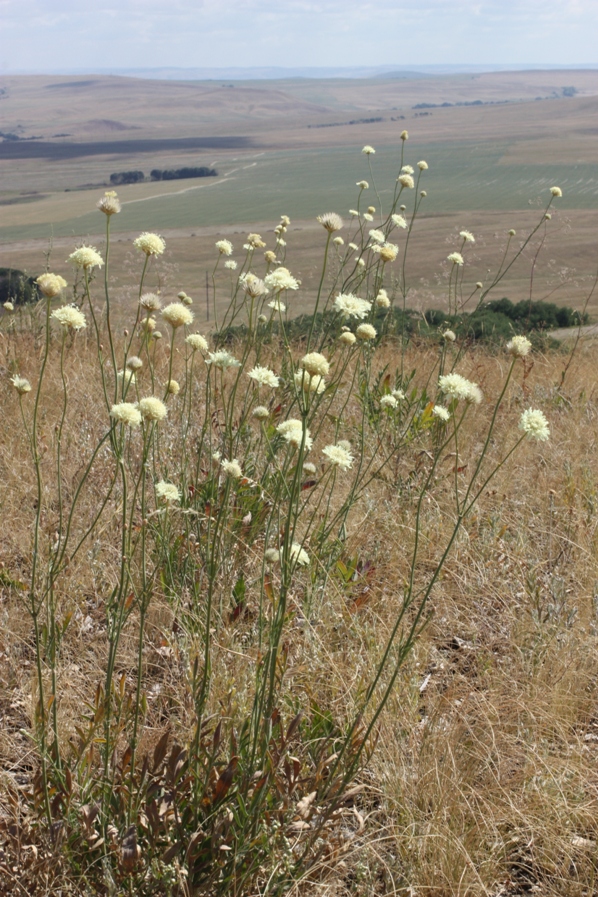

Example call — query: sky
[1,0,597,74]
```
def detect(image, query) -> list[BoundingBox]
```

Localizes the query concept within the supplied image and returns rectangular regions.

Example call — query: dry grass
[1,324,598,894]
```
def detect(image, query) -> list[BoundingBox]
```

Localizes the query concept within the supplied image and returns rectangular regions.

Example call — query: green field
[1,139,596,244]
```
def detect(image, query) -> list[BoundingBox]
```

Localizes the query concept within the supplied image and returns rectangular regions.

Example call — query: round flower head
[178,291,193,306]
[303,461,317,474]
[356,323,377,341]
[139,396,168,422]
[97,191,121,216]
[507,335,532,358]
[392,388,405,400]
[36,273,67,298]
[443,329,456,342]
[155,481,181,503]
[369,229,385,244]
[363,212,374,222]
[375,289,390,308]
[140,292,162,312]
[317,212,343,233]
[11,374,31,395]
[68,246,104,270]
[246,233,266,249]
[162,302,193,328]
[550,186,562,197]
[248,365,280,389]
[519,408,550,441]
[476,282,483,289]
[356,258,365,268]
[362,145,376,155]
[432,405,450,422]
[215,239,233,256]
[378,243,399,262]
[221,458,243,478]
[460,230,475,243]
[356,180,369,189]
[126,356,143,371]
[152,331,162,340]
[277,419,313,450]
[301,352,330,378]
[438,373,482,404]
[333,236,344,247]
[111,402,142,427]
[51,305,87,331]
[224,259,238,270]
[349,209,360,217]
[392,214,408,230]
[400,130,409,141]
[508,229,516,237]
[141,317,156,333]
[289,543,310,566]
[167,379,180,395]
[186,333,209,353]
[134,232,165,256]
[252,405,270,420]
[339,331,356,346]
[264,266,299,292]
[334,293,372,320]
[417,160,428,170]
[239,272,268,298]
[266,298,286,315]
[280,215,291,225]
[265,548,280,565]
[117,369,136,388]
[206,350,240,370]
[380,394,398,409]
[264,250,278,264]
[420,190,427,197]
[447,252,464,266]
[398,174,414,189]
[4,301,14,311]
[322,443,353,470]
[295,370,326,394]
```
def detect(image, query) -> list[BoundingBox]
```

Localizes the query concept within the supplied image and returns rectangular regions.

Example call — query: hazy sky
[1,0,597,73]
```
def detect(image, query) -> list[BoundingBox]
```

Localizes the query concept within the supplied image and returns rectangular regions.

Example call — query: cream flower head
[289,543,310,566]
[334,293,372,320]
[11,375,32,395]
[221,458,243,478]
[339,331,356,346]
[277,419,313,450]
[140,293,162,312]
[507,335,532,358]
[97,192,121,216]
[206,350,240,370]
[362,145,376,155]
[248,365,280,389]
[322,443,353,470]
[356,323,377,341]
[111,402,142,427]
[162,302,194,328]
[134,232,165,256]
[380,395,398,409]
[186,333,209,352]
[317,212,343,233]
[447,252,464,266]
[519,408,550,441]
[294,370,326,394]
[139,396,168,421]
[301,352,330,378]
[36,273,67,298]
[550,186,562,197]
[68,246,104,270]
[155,481,181,503]
[264,267,299,291]
[51,305,87,330]
[215,239,233,256]
[398,174,414,189]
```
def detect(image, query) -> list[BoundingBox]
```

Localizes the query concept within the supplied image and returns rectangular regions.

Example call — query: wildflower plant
[5,140,566,897]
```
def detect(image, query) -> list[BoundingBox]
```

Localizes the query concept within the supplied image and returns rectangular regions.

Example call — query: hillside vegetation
[0,141,597,897]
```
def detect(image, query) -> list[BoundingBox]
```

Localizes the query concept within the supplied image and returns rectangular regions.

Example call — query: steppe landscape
[2,63,598,897]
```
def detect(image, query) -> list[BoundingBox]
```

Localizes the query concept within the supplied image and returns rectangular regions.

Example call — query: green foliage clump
[0,267,39,306]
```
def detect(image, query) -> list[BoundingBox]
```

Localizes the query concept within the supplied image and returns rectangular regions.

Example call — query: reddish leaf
[212,756,238,803]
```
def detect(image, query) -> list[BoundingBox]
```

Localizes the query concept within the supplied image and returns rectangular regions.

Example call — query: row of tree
[109,166,218,185]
